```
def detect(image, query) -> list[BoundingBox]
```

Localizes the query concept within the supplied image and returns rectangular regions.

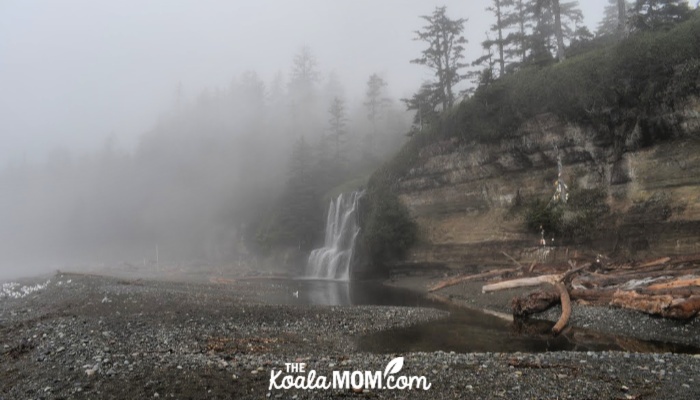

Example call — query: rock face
[395,98,700,270]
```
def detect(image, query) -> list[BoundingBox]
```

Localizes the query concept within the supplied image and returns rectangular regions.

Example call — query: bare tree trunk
[617,0,627,34]
[552,0,566,61]
[495,0,505,76]
[518,0,526,63]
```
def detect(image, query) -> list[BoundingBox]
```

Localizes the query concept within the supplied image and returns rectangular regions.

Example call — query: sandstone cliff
[395,97,700,270]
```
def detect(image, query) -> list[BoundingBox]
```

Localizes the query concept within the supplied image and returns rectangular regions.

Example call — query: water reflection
[358,305,700,354]
[284,279,428,307]
[302,280,351,305]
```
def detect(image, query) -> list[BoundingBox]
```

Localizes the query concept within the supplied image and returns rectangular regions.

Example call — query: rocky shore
[1,271,699,399]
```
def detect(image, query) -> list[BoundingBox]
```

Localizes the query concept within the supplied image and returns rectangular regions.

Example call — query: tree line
[404,1,694,132]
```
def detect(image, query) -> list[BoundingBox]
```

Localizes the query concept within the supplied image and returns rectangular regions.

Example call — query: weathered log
[428,267,519,292]
[611,290,674,315]
[646,277,700,291]
[552,282,571,334]
[511,288,560,317]
[576,268,698,288]
[638,286,700,297]
[611,290,700,319]
[482,274,563,293]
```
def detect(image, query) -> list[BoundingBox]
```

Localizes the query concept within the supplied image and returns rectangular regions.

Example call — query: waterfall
[306,190,364,280]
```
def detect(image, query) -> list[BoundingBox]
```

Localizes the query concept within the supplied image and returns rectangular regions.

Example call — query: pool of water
[267,279,699,354]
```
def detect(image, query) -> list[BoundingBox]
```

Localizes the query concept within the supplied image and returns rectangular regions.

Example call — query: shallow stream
[271,279,699,354]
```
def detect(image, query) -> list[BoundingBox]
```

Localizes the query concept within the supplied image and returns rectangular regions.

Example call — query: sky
[0,0,610,165]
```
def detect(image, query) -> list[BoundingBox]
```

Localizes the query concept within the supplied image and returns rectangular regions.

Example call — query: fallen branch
[552,282,571,334]
[528,260,537,273]
[428,267,519,292]
[502,251,524,270]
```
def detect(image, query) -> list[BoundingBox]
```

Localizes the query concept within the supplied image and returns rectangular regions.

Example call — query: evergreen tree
[630,0,691,31]
[484,0,511,76]
[411,6,468,111]
[528,0,584,64]
[289,46,320,91]
[552,0,566,61]
[327,96,348,160]
[402,82,441,133]
[471,36,497,91]
[364,74,390,134]
[503,0,531,66]
[288,46,321,137]
[598,0,634,36]
[278,136,321,249]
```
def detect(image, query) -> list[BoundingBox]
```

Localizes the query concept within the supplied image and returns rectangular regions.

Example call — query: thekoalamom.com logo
[268,357,431,391]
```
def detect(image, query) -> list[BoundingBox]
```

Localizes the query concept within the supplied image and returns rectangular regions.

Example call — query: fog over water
[0,1,608,279]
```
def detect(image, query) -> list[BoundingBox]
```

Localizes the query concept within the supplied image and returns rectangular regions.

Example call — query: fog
[0,1,608,279]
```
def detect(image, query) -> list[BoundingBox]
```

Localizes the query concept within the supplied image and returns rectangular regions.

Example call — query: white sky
[0,1,610,164]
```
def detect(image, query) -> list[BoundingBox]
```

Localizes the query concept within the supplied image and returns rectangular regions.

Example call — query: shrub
[523,187,610,245]
[358,186,417,269]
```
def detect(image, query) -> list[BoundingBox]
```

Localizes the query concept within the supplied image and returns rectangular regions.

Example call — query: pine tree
[598,0,634,36]
[288,46,321,137]
[411,6,468,111]
[402,82,441,133]
[327,96,348,160]
[484,0,511,76]
[503,0,531,66]
[630,0,691,31]
[527,0,584,64]
[279,136,322,249]
[364,74,390,133]
[471,35,497,91]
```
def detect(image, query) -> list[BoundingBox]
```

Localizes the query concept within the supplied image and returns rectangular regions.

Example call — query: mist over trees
[0,47,411,276]
[2,1,697,278]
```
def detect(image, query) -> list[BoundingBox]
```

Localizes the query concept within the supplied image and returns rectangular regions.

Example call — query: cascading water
[306,190,364,280]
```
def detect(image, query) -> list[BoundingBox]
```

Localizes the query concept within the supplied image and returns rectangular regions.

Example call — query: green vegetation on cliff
[449,10,700,146]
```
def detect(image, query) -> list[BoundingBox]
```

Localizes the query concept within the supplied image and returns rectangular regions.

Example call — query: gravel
[1,272,699,399]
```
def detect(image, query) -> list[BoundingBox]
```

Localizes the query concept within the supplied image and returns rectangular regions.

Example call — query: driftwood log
[611,290,700,319]
[482,274,563,293]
